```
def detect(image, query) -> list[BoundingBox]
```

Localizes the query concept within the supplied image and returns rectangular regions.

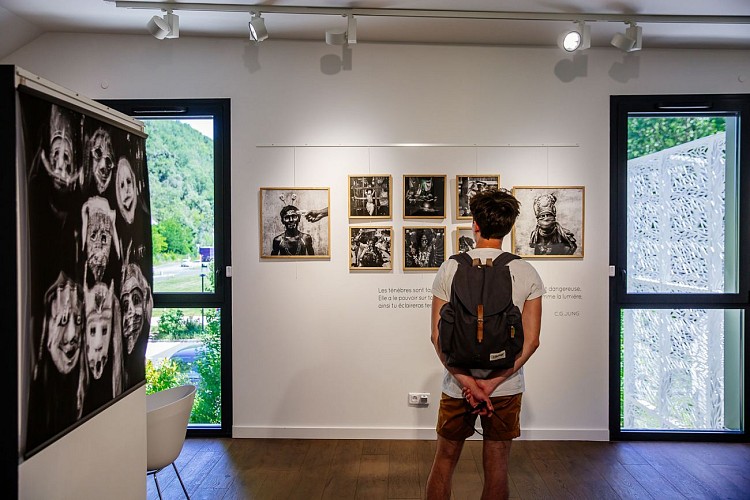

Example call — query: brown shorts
[436,392,522,441]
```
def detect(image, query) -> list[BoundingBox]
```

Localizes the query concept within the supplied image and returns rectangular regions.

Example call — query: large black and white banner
[20,91,152,457]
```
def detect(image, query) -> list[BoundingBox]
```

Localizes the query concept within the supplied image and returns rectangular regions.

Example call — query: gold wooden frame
[403,174,447,220]
[259,187,331,259]
[455,226,475,254]
[348,226,394,271]
[455,174,501,220]
[511,186,585,259]
[403,226,446,271]
[347,175,392,219]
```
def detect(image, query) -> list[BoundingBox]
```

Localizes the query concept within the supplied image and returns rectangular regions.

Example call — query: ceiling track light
[248,11,268,42]
[147,10,179,40]
[611,22,642,52]
[558,21,590,52]
[326,14,357,46]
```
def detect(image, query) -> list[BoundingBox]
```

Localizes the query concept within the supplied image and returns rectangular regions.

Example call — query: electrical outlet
[408,392,430,405]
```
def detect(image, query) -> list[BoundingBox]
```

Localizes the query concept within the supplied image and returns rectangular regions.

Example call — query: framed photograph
[456,175,500,219]
[403,175,446,219]
[259,187,330,258]
[403,226,446,270]
[348,175,392,219]
[512,186,584,258]
[349,226,393,270]
[455,226,475,254]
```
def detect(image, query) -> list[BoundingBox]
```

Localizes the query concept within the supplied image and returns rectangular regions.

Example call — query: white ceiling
[2,0,750,54]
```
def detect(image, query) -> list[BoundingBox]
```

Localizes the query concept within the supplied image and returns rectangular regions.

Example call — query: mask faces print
[84,281,114,380]
[43,272,84,375]
[115,157,137,224]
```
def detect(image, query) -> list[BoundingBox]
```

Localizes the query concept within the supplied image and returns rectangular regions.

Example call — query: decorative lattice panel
[627,133,726,293]
[623,132,728,430]
[622,309,725,430]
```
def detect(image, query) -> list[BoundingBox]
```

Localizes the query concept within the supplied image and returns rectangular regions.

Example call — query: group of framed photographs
[258,176,584,269]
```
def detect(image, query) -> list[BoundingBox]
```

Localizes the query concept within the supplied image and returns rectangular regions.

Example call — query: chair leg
[152,471,163,500]
[173,461,191,499]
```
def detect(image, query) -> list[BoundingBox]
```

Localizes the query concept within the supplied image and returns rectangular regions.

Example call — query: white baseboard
[232,426,609,441]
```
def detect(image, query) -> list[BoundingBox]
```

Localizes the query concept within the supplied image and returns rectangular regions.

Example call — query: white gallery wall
[5,32,749,496]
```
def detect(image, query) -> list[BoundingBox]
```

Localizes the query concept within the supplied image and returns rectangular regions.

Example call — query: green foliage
[191,309,222,424]
[144,120,215,259]
[627,117,725,160]
[156,217,194,255]
[152,229,167,255]
[145,358,187,395]
[153,309,201,340]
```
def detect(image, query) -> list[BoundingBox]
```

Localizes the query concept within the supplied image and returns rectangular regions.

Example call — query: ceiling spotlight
[326,14,357,46]
[558,21,590,52]
[249,12,268,42]
[611,22,642,52]
[147,11,178,40]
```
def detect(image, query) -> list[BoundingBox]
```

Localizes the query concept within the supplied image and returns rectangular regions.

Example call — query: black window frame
[609,93,750,442]
[100,98,232,437]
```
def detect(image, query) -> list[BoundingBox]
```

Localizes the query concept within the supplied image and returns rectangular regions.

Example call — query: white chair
[146,384,197,499]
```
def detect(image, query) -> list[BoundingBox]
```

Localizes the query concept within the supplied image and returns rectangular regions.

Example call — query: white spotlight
[611,22,642,52]
[147,15,171,40]
[327,14,357,46]
[558,21,590,52]
[147,11,178,40]
[249,12,268,42]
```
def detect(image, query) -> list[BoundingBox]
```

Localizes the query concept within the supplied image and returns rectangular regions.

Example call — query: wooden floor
[146,438,750,499]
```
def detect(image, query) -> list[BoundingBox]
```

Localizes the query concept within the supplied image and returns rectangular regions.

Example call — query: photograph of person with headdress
[260,187,330,258]
[511,186,584,258]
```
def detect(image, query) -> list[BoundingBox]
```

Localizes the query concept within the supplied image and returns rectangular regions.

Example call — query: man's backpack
[438,252,524,371]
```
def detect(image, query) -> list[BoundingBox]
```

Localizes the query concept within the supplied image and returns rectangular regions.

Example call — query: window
[610,95,749,441]
[100,99,232,435]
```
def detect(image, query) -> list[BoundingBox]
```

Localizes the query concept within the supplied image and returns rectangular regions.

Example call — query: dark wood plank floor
[146,438,750,499]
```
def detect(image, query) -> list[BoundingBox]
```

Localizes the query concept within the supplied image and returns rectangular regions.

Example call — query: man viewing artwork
[426,188,544,499]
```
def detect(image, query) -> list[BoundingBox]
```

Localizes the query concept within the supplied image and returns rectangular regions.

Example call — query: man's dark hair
[470,189,521,239]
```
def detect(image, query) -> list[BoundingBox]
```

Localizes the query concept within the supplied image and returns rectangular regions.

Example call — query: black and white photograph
[20,91,153,458]
[260,187,330,258]
[349,226,393,270]
[512,186,585,258]
[403,226,446,270]
[455,226,475,253]
[403,174,446,219]
[348,175,391,219]
[456,174,500,219]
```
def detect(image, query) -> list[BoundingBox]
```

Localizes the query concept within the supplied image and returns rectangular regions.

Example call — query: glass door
[100,99,231,435]
[610,95,749,440]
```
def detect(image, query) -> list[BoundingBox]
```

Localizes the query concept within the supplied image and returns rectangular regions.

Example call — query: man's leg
[425,435,465,500]
[481,439,512,500]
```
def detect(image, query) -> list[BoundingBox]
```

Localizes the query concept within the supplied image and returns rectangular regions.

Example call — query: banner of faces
[20,92,153,457]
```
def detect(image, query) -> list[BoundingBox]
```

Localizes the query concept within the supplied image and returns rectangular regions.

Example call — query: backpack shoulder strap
[493,252,521,267]
[450,252,474,267]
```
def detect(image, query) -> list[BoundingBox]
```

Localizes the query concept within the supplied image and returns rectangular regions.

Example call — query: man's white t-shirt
[432,248,545,398]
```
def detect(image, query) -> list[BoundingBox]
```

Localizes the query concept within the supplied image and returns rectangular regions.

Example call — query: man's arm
[475,296,542,396]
